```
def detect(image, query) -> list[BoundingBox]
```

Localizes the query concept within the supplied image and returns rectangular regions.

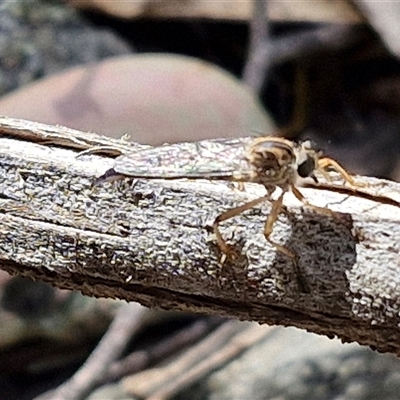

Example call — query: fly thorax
[247,141,296,185]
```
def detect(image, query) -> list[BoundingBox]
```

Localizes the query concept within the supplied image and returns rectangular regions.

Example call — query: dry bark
[1,117,400,355]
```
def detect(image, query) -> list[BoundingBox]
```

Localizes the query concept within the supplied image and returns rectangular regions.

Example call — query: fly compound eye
[297,156,316,178]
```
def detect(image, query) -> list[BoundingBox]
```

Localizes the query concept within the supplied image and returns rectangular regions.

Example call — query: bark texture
[0,117,400,355]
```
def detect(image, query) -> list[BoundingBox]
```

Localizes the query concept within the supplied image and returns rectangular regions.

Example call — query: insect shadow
[282,207,358,296]
[211,204,358,297]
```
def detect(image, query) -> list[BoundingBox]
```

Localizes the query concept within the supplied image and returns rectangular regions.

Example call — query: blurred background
[2,0,400,399]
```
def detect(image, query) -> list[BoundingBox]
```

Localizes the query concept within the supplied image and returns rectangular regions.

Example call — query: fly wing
[113,137,254,181]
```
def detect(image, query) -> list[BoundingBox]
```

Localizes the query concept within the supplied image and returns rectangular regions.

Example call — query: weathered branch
[1,117,400,355]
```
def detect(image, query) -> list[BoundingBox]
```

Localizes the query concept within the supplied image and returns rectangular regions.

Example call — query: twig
[1,117,400,355]
[243,0,269,91]
[123,321,272,400]
[103,316,224,384]
[35,303,147,400]
[243,17,367,93]
[269,24,367,65]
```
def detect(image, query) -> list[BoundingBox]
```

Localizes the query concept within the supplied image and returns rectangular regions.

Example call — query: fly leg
[291,185,336,217]
[318,157,365,188]
[263,190,296,258]
[213,189,307,292]
[213,195,270,259]
[263,190,309,293]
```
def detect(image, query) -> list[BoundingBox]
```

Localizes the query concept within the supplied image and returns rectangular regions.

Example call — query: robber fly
[97,136,393,264]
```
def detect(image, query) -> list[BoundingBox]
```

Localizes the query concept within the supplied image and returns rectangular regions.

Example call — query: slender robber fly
[96,136,400,262]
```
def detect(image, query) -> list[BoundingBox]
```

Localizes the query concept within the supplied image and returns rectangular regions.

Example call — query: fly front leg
[317,157,365,188]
